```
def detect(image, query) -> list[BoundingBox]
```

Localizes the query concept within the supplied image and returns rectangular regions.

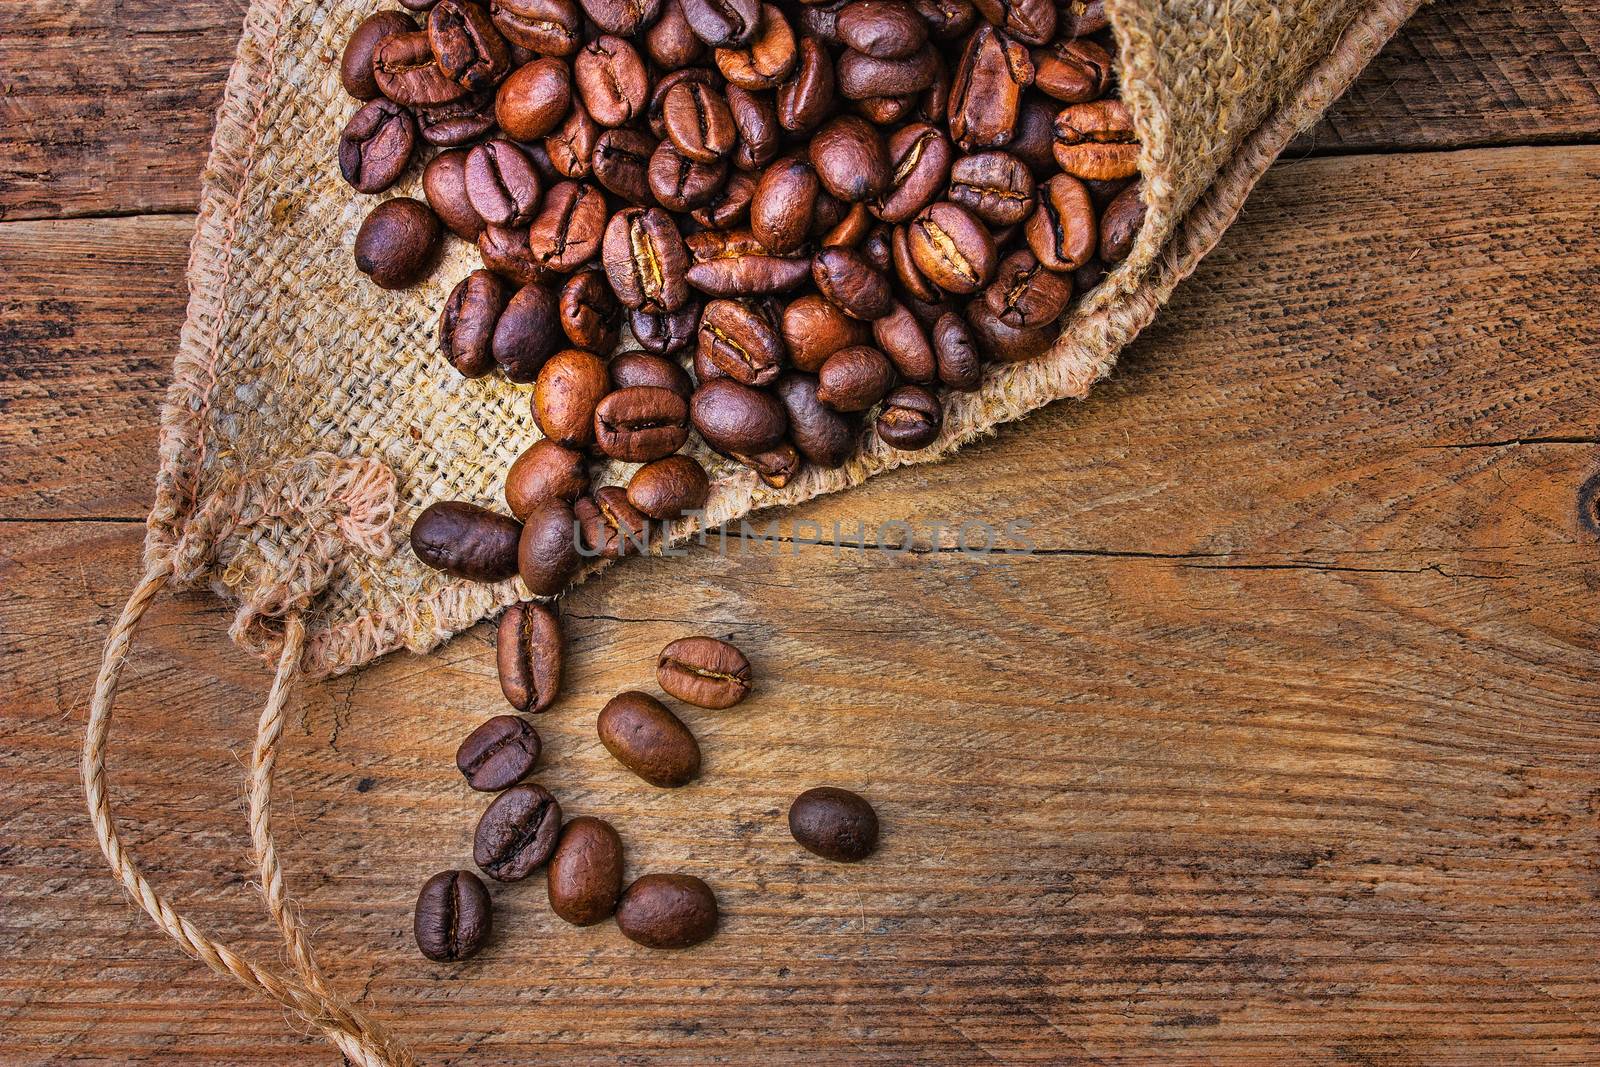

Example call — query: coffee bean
[1060,0,1110,38]
[343,11,417,100]
[948,25,1031,150]
[429,0,511,91]
[690,378,788,454]
[545,99,599,178]
[654,636,751,709]
[698,298,783,385]
[751,155,822,256]
[715,4,796,91]
[490,0,582,56]
[603,207,691,312]
[856,91,917,125]
[478,222,548,287]
[616,873,718,948]
[630,302,701,355]
[547,817,625,925]
[458,713,542,790]
[982,246,1072,331]
[466,140,542,229]
[495,600,563,714]
[376,31,468,108]
[594,386,691,462]
[797,1,844,44]
[907,200,995,294]
[575,36,649,128]
[822,201,873,248]
[837,0,927,59]
[781,293,871,371]
[1052,99,1139,181]
[973,0,1054,45]
[948,151,1036,227]
[966,299,1054,362]
[684,228,811,296]
[890,220,942,301]
[598,691,701,787]
[505,439,589,519]
[518,498,581,595]
[648,141,730,213]
[1098,179,1145,263]
[776,35,836,134]
[532,348,611,447]
[730,441,802,487]
[590,126,656,203]
[474,783,562,881]
[726,85,780,171]
[338,99,417,195]
[663,81,737,164]
[494,58,571,141]
[872,301,937,382]
[876,383,942,449]
[810,116,888,203]
[933,310,982,389]
[646,0,708,67]
[813,246,894,320]
[916,50,953,124]
[525,181,606,274]
[411,500,523,581]
[692,171,758,229]
[492,282,562,383]
[581,0,661,36]
[628,455,711,519]
[414,870,492,961]
[788,786,879,861]
[771,372,853,468]
[417,87,497,146]
[610,351,693,399]
[558,269,621,351]
[1032,37,1112,103]
[1025,173,1096,272]
[576,485,653,558]
[355,197,441,289]
[837,46,939,100]
[682,0,761,48]
[816,345,894,411]
[441,269,509,379]
[914,0,977,39]
[424,149,486,241]
[874,122,951,224]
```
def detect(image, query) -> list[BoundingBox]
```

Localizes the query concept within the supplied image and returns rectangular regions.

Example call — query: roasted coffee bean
[616,873,718,948]
[874,122,951,223]
[491,0,582,56]
[505,439,589,519]
[417,88,497,146]
[1032,37,1112,103]
[631,302,701,354]
[855,92,917,125]
[575,36,649,128]
[494,58,571,140]
[982,247,1071,330]
[525,181,606,274]
[597,691,701,787]
[532,348,611,446]
[684,228,811,295]
[547,817,625,926]
[876,382,942,448]
[1025,172,1095,272]
[810,116,888,203]
[610,351,693,399]
[812,247,893,320]
[474,783,562,881]
[375,31,468,108]
[343,11,417,100]
[966,299,1054,361]
[836,46,939,100]
[698,298,783,385]
[682,0,761,48]
[648,141,730,213]
[1009,96,1058,175]
[354,197,440,289]
[518,499,582,595]
[714,3,796,90]
[788,786,879,861]
[1084,175,1133,209]
[933,310,981,389]
[466,139,542,227]
[603,208,691,312]
[751,155,822,256]
[424,149,485,239]
[731,441,801,487]
[414,870,491,962]
[576,486,652,558]
[907,201,995,294]
[628,455,711,519]
[339,99,417,195]
[545,99,599,177]
[493,282,562,382]
[663,81,737,163]
[776,35,836,134]
[890,220,943,302]
[726,85,780,170]
[657,636,751,708]
[479,222,548,286]
[798,0,846,44]
[1073,255,1109,294]
[775,371,854,468]
[429,0,511,90]
[411,500,522,581]
[917,50,952,124]
[648,68,718,138]
[458,713,542,790]
[496,600,563,713]
[594,386,691,461]
[1060,0,1109,37]
[1053,99,1139,181]
[590,126,656,203]
[691,378,787,453]
[581,0,661,36]
[872,301,937,382]
[948,151,1035,226]
[973,0,1053,45]
[837,0,927,59]
[781,293,871,371]
[646,0,708,67]
[1098,179,1144,263]
[558,268,621,350]
[914,0,977,39]
[399,0,441,12]
[441,269,508,378]
[948,25,1032,150]
[816,345,894,411]
[691,171,758,229]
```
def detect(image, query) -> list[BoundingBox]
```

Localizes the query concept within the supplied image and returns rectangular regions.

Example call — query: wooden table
[4,2,1599,1062]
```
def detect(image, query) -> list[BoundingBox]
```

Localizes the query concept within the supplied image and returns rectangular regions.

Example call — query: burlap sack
[82,1,1423,1063]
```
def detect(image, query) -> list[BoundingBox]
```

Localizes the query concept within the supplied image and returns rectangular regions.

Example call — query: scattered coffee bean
[789,786,879,861]
[518,499,582,596]
[343,11,418,100]
[609,351,693,399]
[690,378,788,455]
[628,455,711,519]
[457,713,542,790]
[495,601,564,712]
[354,197,440,290]
[597,691,701,787]
[411,500,522,582]
[440,269,509,379]
[547,816,625,925]
[876,382,942,449]
[492,281,563,382]
[532,348,611,447]
[505,439,590,519]
[558,268,622,350]
[616,873,718,948]
[594,385,691,462]
[338,99,417,194]
[474,783,562,881]
[816,345,894,411]
[423,149,486,240]
[657,636,752,709]
[414,870,492,961]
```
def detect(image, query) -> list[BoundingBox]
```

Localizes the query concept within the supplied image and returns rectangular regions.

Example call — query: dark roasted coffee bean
[1032,37,1112,103]
[914,0,976,38]
[1060,0,1109,37]
[577,485,652,558]
[339,99,417,195]
[441,269,508,378]
[731,441,801,487]
[545,99,598,178]
[872,301,936,382]
[775,371,854,468]
[491,0,582,55]
[682,0,760,48]
[598,691,701,786]
[478,222,548,286]
[698,298,782,385]
[823,201,873,248]
[798,0,846,44]
[616,873,718,948]
[657,635,751,707]
[692,171,758,229]
[1053,99,1139,181]
[781,293,870,371]
[813,246,893,319]
[575,35,649,128]
[492,282,562,382]
[933,311,981,390]
[809,116,888,203]
[494,58,571,140]
[458,713,542,790]
[714,3,796,90]
[837,0,926,58]
[611,351,693,399]
[603,207,691,312]
[399,0,440,10]
[751,155,821,256]
[424,149,485,241]
[984,247,1072,329]
[581,0,661,36]
[1085,175,1133,209]
[648,68,720,139]
[648,141,730,213]
[558,269,621,350]
[776,35,835,135]
[876,383,941,449]
[816,345,893,411]
[590,126,656,203]
[862,220,893,271]
[663,81,737,164]
[948,25,1032,150]
[414,870,491,961]
[949,151,1035,226]
[788,786,879,861]
[916,49,952,125]
[836,46,938,100]
[495,600,563,712]
[466,140,542,227]
[646,0,708,67]
[594,386,691,461]
[874,122,950,223]
[417,88,496,146]
[474,783,562,881]
[631,302,700,355]
[375,31,468,107]
[691,378,787,453]
[524,181,605,275]
[907,201,995,294]
[966,299,1054,361]
[429,0,511,90]
[1025,173,1096,272]
[628,455,711,519]
[411,500,522,581]
[973,0,1053,45]
[684,228,811,295]
[1098,179,1144,263]
[343,11,417,100]
[726,85,779,171]
[890,220,942,301]
[855,92,916,125]
[1009,96,1058,175]
[518,499,582,594]
[354,197,440,289]
[532,348,610,446]
[547,817,625,926]
[506,439,589,519]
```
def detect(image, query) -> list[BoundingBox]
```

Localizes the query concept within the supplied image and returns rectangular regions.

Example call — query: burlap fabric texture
[81,1,1424,1063]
